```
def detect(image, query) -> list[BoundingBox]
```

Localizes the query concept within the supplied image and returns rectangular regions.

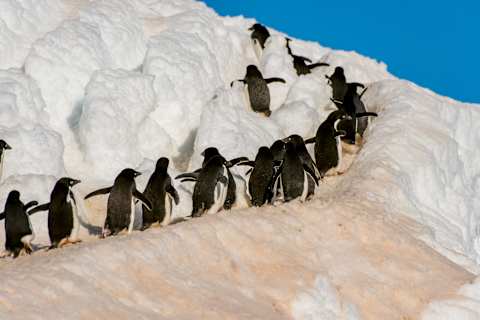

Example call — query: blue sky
[203,0,478,103]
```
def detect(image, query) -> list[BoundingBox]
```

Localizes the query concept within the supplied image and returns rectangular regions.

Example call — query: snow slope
[0,0,479,319]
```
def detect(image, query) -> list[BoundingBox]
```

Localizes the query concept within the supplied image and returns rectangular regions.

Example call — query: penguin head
[120,168,141,180]
[248,23,262,31]
[201,147,220,159]
[59,177,81,187]
[326,110,351,124]
[155,157,169,171]
[270,140,286,161]
[246,65,261,78]
[284,141,296,153]
[333,66,344,76]
[7,190,20,201]
[256,146,273,161]
[283,134,304,147]
[0,140,12,151]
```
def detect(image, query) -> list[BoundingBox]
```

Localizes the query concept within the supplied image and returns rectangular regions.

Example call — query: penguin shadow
[172,129,197,172]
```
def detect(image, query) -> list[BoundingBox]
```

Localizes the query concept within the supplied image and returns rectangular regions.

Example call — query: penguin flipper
[245,168,253,176]
[166,185,180,205]
[304,138,316,144]
[308,62,329,70]
[226,157,250,167]
[359,87,368,98]
[299,56,313,63]
[303,164,319,186]
[235,160,256,167]
[180,178,197,183]
[175,172,200,180]
[230,79,246,87]
[133,190,152,211]
[84,187,112,200]
[27,203,50,215]
[23,201,39,211]
[356,112,378,118]
[265,77,286,84]
[349,82,365,89]
[335,130,347,137]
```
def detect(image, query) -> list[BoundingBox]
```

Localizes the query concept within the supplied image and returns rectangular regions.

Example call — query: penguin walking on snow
[249,23,270,50]
[239,146,279,207]
[277,142,318,202]
[142,158,179,229]
[28,178,82,248]
[0,140,12,182]
[231,65,286,117]
[333,83,377,144]
[176,150,248,217]
[85,169,152,237]
[286,38,329,75]
[0,191,38,258]
[283,135,318,199]
[305,110,351,178]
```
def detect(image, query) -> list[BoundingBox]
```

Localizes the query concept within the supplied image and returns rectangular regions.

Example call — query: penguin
[178,148,248,210]
[177,153,230,217]
[231,65,286,117]
[0,139,12,182]
[283,135,318,199]
[332,84,377,144]
[142,158,179,230]
[269,140,286,202]
[0,191,38,258]
[270,139,286,162]
[277,142,318,202]
[28,177,82,248]
[249,23,270,50]
[286,38,329,75]
[305,110,351,178]
[84,169,152,237]
[238,146,277,207]
[325,67,348,102]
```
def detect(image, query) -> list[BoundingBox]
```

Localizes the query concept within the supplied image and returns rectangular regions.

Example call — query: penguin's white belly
[300,171,309,202]
[161,193,173,226]
[67,191,80,241]
[335,136,343,171]
[127,200,135,233]
[207,166,228,215]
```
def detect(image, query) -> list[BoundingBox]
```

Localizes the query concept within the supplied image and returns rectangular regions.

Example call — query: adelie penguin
[285,38,329,76]
[249,23,270,50]
[275,141,318,202]
[238,146,279,207]
[0,191,38,258]
[325,67,349,102]
[231,65,286,117]
[305,110,351,178]
[332,84,377,144]
[28,177,82,249]
[142,158,179,229]
[176,149,248,217]
[283,135,318,199]
[84,169,152,237]
[0,139,12,182]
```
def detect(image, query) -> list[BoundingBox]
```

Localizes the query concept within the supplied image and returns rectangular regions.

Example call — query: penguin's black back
[246,75,270,114]
[192,156,226,216]
[281,143,305,202]
[48,181,74,246]
[142,168,170,226]
[314,117,341,177]
[106,173,136,234]
[249,147,275,206]
[224,169,236,210]
[330,67,347,101]
[4,192,32,255]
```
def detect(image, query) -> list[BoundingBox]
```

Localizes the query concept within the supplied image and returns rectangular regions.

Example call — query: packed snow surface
[0,0,479,319]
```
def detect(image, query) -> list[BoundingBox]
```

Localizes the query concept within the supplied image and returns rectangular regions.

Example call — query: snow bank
[422,276,480,320]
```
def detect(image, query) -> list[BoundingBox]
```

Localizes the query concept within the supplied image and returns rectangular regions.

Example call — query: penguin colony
[0,23,377,258]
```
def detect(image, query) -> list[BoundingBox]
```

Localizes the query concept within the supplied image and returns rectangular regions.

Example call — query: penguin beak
[281,137,291,143]
[4,143,11,150]
[72,179,81,186]
[134,171,142,177]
